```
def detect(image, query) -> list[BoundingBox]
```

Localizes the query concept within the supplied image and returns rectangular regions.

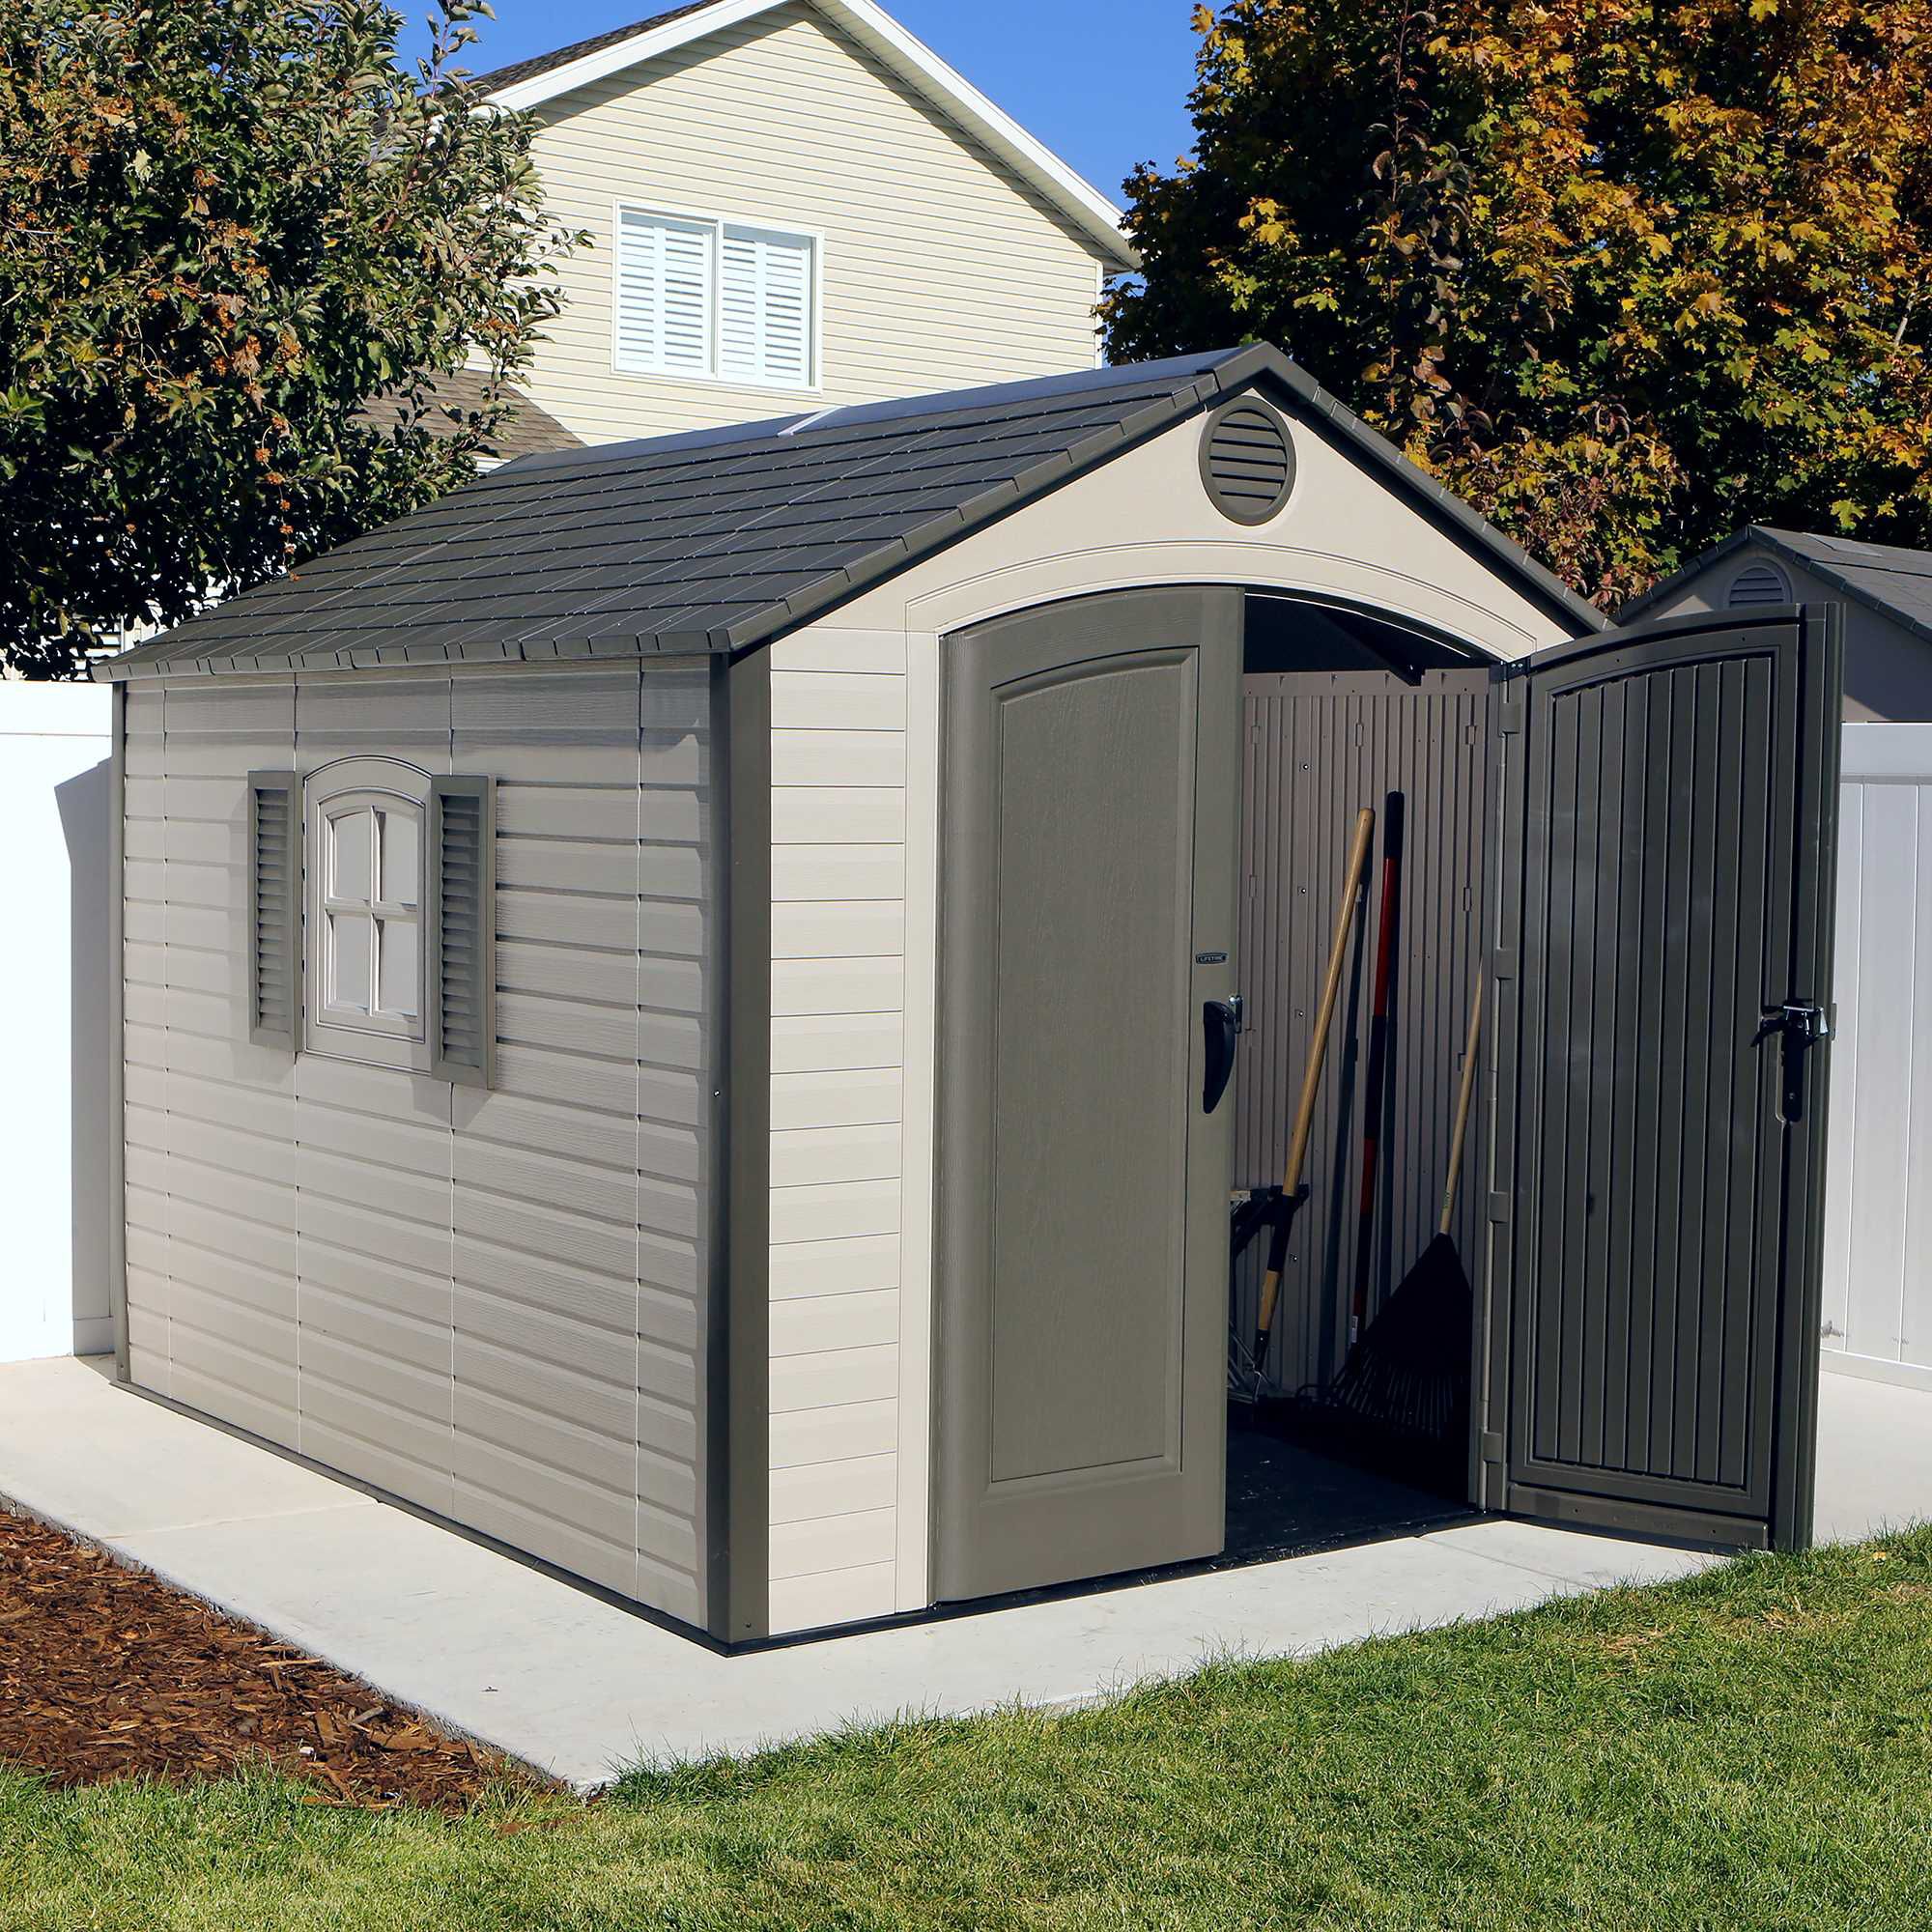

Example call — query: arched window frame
[303,757,433,1072]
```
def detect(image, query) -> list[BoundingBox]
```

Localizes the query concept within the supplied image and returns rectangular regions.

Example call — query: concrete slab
[1813,1367,1932,1544]
[0,1356,375,1541]
[3,1354,1916,1792]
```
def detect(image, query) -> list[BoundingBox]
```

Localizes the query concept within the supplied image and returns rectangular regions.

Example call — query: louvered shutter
[720,225,814,387]
[615,210,714,376]
[247,772,301,1049]
[427,777,495,1089]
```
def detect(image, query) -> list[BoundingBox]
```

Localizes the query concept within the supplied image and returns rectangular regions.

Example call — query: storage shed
[1624,526,1932,721]
[99,346,1844,1646]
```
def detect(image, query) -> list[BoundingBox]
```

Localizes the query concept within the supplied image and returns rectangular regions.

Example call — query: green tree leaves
[1105,0,1932,604]
[0,0,583,676]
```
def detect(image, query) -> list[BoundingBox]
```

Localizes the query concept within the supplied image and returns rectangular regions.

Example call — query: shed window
[318,794,423,1040]
[280,758,494,1082]
[615,206,817,389]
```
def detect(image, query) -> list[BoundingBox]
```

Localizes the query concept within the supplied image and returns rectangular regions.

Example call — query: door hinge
[1488,1190,1513,1225]
[1496,679,1526,736]
[1481,1431,1506,1463]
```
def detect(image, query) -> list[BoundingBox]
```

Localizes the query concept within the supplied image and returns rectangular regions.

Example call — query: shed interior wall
[1232,668,1495,1397]
[121,663,718,1629]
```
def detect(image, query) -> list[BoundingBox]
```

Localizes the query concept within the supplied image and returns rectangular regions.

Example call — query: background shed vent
[1201,400,1296,526]
[1727,558,1792,609]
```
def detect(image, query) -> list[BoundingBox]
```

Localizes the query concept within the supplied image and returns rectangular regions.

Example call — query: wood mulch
[0,1503,547,1811]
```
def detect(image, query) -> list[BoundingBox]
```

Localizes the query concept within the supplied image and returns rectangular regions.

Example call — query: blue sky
[409,0,1204,204]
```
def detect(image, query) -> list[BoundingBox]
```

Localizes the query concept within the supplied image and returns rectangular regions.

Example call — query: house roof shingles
[357,373,582,462]
[466,1,725,95]
[97,348,1605,681]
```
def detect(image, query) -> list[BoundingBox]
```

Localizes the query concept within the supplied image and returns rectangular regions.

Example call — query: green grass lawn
[6,1530,1932,1931]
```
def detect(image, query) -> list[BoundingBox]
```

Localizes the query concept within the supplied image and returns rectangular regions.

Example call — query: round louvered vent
[1200,399,1295,526]
[1727,559,1792,609]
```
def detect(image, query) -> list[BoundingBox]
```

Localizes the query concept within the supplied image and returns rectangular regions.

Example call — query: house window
[319,794,423,1039]
[615,206,817,389]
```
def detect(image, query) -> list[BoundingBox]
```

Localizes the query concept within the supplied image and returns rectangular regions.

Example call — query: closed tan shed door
[935,587,1242,1603]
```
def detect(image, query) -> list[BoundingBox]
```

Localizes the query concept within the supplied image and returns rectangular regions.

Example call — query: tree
[0,0,581,677]
[1103,0,1932,606]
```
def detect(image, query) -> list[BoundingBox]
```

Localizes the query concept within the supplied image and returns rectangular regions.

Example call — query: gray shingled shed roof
[98,346,1605,681]
[468,1,723,94]
[1623,525,1932,650]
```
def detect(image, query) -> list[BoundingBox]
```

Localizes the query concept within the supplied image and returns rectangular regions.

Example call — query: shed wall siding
[520,3,1108,446]
[122,665,716,1630]
[764,628,913,1634]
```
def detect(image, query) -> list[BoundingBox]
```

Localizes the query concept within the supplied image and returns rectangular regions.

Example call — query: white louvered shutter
[720,225,814,387]
[616,210,714,376]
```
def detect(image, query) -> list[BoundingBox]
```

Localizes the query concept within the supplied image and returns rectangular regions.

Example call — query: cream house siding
[120,662,720,1630]
[762,409,1577,1631]
[520,3,1110,444]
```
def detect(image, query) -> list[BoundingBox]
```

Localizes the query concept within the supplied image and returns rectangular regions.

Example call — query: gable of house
[490,1,1130,446]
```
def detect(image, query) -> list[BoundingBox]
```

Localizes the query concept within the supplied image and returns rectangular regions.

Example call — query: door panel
[1497,609,1841,1549]
[937,587,1242,1603]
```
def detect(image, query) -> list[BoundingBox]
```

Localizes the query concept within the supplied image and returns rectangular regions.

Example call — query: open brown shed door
[1490,608,1842,1550]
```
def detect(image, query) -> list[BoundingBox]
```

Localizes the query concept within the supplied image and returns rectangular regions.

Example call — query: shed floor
[0,1356,1913,1793]
[1223,1414,1466,1559]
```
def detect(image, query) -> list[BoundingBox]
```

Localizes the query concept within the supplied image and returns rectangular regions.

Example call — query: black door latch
[1752,1001,1832,1048]
[1752,1001,1832,1123]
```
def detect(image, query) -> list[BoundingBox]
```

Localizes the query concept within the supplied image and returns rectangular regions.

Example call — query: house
[469,0,1137,449]
[1623,526,1932,720]
[95,347,1842,1647]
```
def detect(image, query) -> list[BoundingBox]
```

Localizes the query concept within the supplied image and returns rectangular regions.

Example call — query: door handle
[1203,996,1242,1114]
[1752,1000,1832,1123]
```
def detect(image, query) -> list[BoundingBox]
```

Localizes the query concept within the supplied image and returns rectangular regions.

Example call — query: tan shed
[99,348,1844,1645]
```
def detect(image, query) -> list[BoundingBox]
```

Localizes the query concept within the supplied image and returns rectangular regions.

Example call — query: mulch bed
[0,1504,546,1811]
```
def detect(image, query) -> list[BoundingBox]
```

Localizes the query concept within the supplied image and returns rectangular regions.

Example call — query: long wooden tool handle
[1253,807,1377,1366]
[1438,972,1485,1237]
[1283,808,1378,1200]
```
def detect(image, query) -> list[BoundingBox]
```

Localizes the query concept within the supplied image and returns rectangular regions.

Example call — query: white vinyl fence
[1822,724,1932,1390]
[0,682,113,1363]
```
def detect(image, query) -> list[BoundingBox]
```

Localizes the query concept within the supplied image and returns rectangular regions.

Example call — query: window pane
[328,910,373,1012]
[378,806,419,909]
[328,808,373,902]
[378,916,420,1019]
